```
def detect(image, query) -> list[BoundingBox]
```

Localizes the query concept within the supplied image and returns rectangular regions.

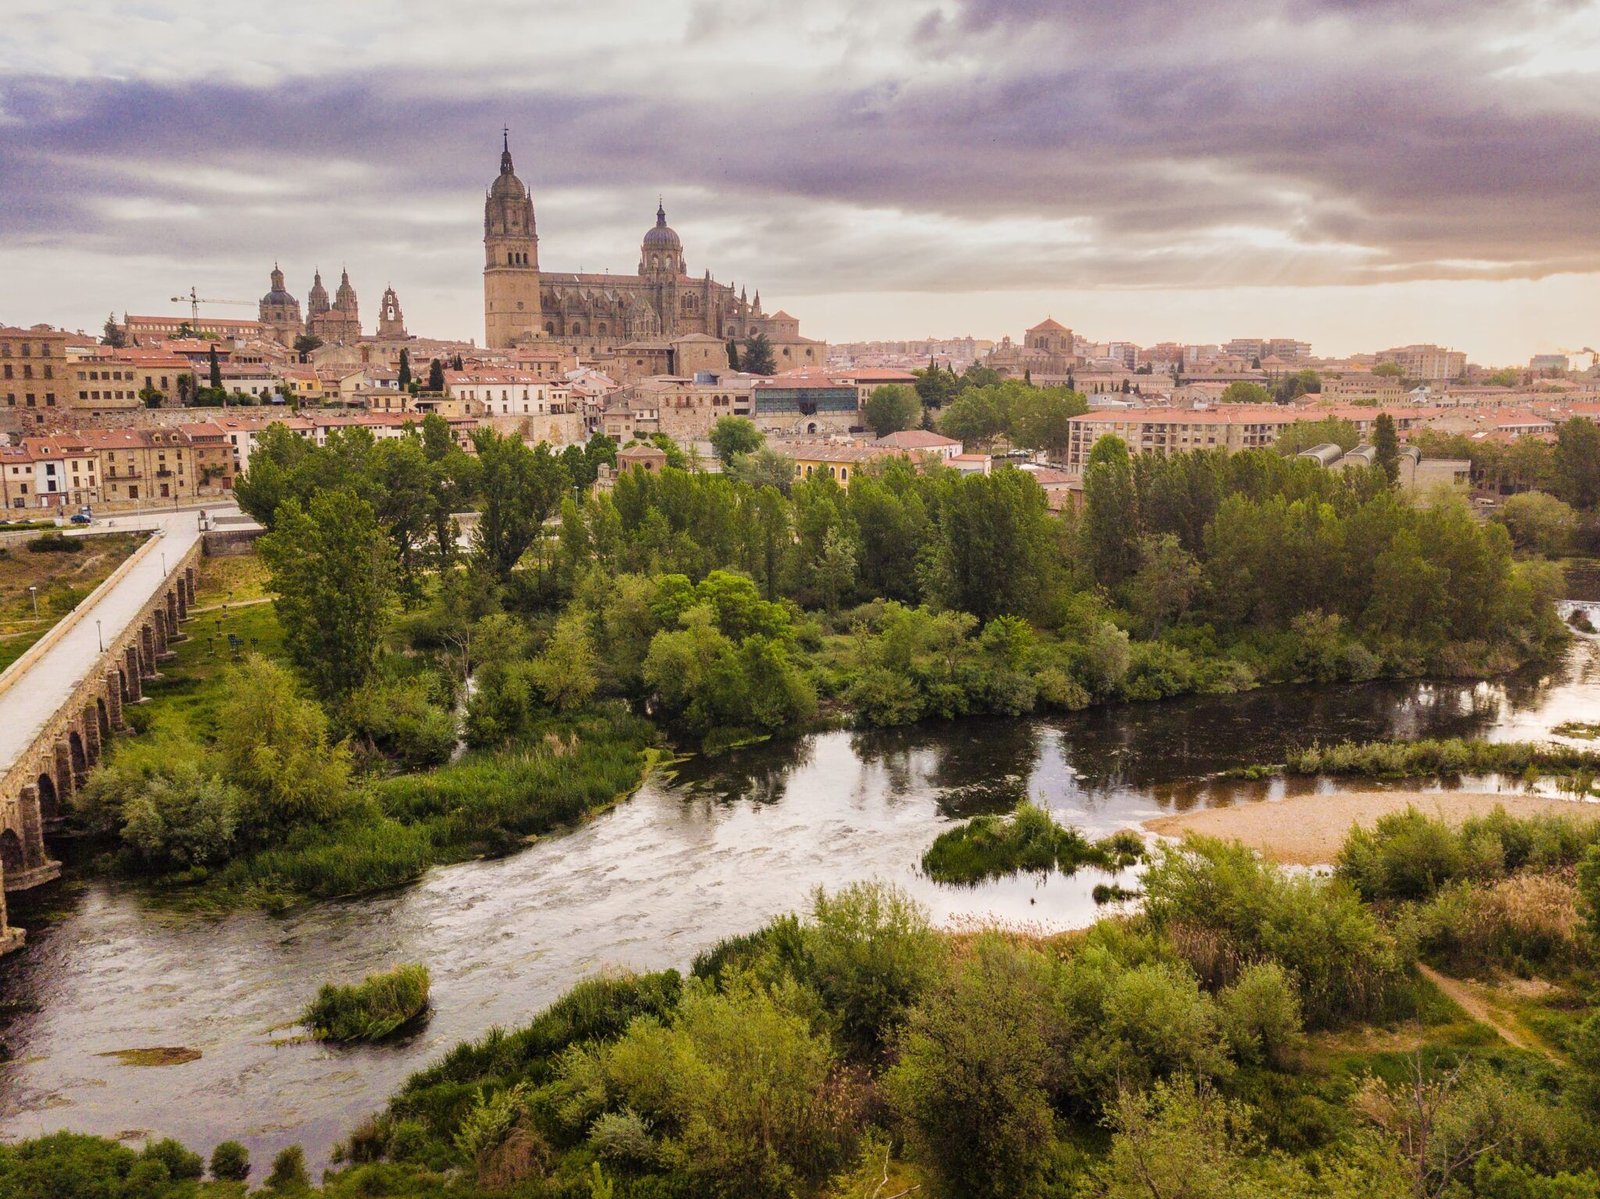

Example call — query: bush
[304,963,431,1042]
[1407,873,1584,974]
[119,761,243,871]
[265,1145,309,1193]
[139,1138,203,1181]
[1142,837,1404,1027]
[210,1140,250,1181]
[803,881,946,1053]
[1215,961,1304,1067]
[26,533,82,553]
[921,802,1135,884]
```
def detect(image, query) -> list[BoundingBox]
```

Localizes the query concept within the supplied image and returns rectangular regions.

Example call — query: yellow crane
[169,286,255,326]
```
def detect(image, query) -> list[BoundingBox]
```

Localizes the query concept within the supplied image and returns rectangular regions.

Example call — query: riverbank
[1143,789,1600,865]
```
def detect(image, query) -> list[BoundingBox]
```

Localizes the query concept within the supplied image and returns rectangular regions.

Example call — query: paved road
[0,506,237,776]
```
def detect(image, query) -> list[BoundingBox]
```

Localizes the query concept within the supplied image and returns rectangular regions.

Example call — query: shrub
[1408,873,1584,974]
[25,533,82,553]
[119,761,243,871]
[136,1137,202,1181]
[264,1145,309,1193]
[921,802,1134,884]
[304,963,431,1042]
[1142,837,1403,1027]
[803,881,946,1053]
[1215,961,1304,1067]
[210,1140,250,1181]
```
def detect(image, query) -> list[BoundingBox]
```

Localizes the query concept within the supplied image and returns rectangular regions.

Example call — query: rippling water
[2,640,1596,1168]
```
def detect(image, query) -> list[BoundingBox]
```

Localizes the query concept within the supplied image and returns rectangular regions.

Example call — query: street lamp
[28,585,37,619]
[96,619,103,652]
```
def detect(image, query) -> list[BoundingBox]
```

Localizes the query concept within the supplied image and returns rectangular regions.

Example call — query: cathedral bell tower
[484,130,542,348]
[639,200,684,337]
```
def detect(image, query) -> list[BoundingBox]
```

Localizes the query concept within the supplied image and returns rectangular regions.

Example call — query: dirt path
[1414,962,1553,1058]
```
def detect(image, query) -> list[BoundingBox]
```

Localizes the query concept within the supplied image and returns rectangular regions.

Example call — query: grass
[921,802,1143,885]
[305,963,431,1042]
[1284,737,1600,779]
[95,1046,203,1067]
[0,531,144,672]
[1553,722,1600,741]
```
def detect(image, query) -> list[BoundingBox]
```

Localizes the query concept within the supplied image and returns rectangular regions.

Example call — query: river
[1,639,1597,1169]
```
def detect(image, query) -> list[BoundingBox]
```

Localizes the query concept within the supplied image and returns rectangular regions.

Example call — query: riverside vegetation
[305,964,432,1043]
[920,802,1143,885]
[60,407,1576,901]
[18,810,1600,1197]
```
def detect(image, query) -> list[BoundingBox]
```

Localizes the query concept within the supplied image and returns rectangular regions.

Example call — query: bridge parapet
[0,532,205,953]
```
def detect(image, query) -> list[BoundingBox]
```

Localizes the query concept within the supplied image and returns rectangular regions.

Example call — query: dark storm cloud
[2,0,1598,297]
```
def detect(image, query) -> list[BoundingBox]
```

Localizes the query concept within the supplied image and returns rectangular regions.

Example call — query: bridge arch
[36,772,58,822]
[68,729,87,778]
[0,830,20,874]
[95,697,110,742]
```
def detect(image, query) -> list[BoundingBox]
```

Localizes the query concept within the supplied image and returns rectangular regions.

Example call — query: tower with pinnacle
[483,129,542,348]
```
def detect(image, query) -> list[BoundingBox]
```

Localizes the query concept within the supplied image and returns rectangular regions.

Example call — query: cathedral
[483,134,820,364]
[257,265,408,346]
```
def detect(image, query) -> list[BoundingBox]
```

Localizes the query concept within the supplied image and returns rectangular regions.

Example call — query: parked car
[69,513,92,525]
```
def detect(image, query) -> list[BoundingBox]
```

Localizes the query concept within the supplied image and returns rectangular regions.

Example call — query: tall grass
[1285,738,1600,778]
[305,963,431,1042]
[921,802,1140,884]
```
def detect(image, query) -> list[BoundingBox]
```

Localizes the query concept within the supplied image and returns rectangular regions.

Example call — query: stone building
[984,318,1081,381]
[482,135,824,366]
[0,325,69,432]
[375,285,409,340]
[257,265,303,345]
[306,268,362,344]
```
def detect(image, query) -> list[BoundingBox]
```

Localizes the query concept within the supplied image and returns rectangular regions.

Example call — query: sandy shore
[1143,791,1600,866]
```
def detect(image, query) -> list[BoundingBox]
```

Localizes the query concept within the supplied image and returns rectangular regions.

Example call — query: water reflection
[0,641,1594,1171]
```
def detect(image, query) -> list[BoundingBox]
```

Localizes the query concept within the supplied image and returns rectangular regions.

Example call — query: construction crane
[169,286,255,326]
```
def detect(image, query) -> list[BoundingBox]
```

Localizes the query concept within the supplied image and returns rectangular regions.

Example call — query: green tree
[913,362,959,409]
[101,313,125,348]
[472,428,569,580]
[804,882,946,1054]
[292,333,323,359]
[427,357,445,392]
[397,347,412,390]
[933,468,1056,620]
[726,339,741,369]
[727,447,797,496]
[1276,417,1360,455]
[742,332,777,376]
[1554,417,1600,509]
[210,1141,250,1182]
[1220,381,1272,404]
[862,385,923,437]
[886,934,1063,1199]
[1126,533,1201,634]
[1374,413,1401,484]
[1010,386,1087,458]
[1084,435,1140,586]
[1496,491,1577,554]
[260,489,396,699]
[709,415,763,465]
[214,656,353,833]
[207,344,222,390]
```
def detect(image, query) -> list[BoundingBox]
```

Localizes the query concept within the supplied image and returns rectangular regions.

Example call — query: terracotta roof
[1027,318,1070,333]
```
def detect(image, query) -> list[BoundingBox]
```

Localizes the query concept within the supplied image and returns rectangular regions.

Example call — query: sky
[2,0,1598,364]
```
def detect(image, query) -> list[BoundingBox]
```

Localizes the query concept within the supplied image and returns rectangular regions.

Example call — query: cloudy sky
[3,0,1598,363]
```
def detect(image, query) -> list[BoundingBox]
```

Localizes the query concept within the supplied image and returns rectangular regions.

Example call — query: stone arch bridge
[0,519,205,953]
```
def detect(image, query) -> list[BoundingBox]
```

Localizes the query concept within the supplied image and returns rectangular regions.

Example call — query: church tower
[483,130,542,348]
[639,200,684,337]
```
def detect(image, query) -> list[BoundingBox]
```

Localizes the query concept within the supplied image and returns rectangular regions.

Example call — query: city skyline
[3,0,1598,362]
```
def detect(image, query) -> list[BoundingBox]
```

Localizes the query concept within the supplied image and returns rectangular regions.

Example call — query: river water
[2,640,1597,1168]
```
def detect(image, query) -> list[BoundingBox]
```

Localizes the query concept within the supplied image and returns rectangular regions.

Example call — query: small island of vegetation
[921,801,1142,884]
[304,963,432,1043]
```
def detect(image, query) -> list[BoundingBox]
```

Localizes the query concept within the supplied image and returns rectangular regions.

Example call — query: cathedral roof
[642,200,680,248]
[490,133,530,201]
[1028,317,1070,332]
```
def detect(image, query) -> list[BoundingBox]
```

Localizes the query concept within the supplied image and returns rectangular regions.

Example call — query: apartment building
[0,326,69,430]
[1377,344,1467,381]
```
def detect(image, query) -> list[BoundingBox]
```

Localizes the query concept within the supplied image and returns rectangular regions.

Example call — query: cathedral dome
[261,263,296,308]
[643,201,680,248]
